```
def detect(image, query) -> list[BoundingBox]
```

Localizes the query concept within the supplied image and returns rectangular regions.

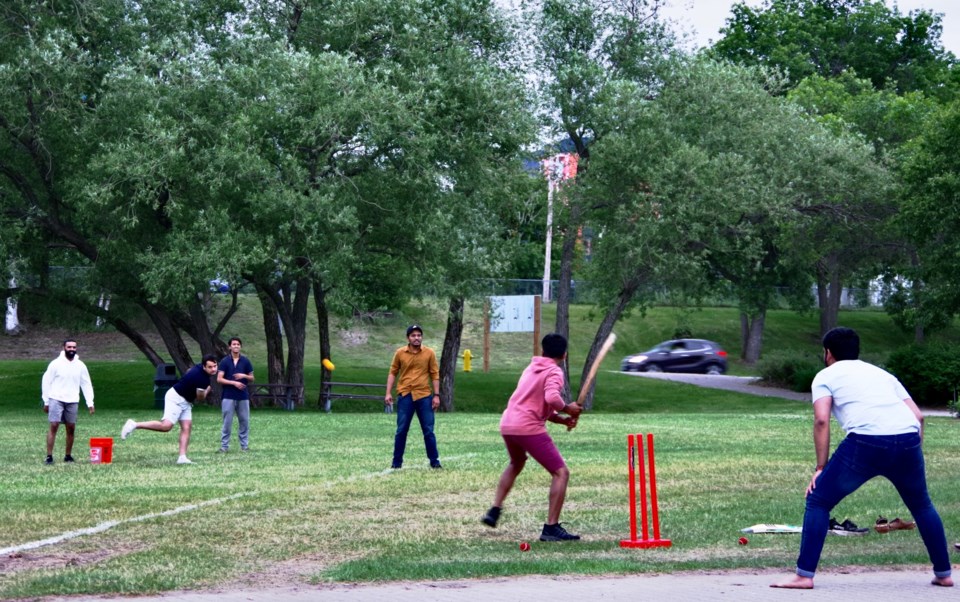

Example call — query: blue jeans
[392,393,440,468]
[796,432,950,578]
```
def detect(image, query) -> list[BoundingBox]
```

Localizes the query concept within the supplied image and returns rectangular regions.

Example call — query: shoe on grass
[829,517,868,536]
[63,454,75,463]
[540,523,580,542]
[875,516,915,533]
[887,517,915,531]
[121,419,136,440]
[44,455,53,465]
[482,506,501,528]
[176,455,193,465]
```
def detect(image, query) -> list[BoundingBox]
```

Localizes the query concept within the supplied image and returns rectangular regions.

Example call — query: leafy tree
[0,0,244,370]
[1,0,536,408]
[896,101,960,340]
[712,0,957,96]
[585,59,888,364]
[787,73,930,335]
[272,0,537,407]
[712,1,955,340]
[526,0,676,400]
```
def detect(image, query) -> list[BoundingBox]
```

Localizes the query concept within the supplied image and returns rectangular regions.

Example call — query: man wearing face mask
[41,339,95,465]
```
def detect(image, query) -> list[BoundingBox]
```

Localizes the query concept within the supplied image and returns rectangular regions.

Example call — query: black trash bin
[153,363,178,409]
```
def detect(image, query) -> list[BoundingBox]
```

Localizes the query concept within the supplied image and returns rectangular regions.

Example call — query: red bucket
[89,437,114,464]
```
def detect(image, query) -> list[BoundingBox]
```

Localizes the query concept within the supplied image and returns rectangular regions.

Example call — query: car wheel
[705,364,723,375]
[643,364,663,373]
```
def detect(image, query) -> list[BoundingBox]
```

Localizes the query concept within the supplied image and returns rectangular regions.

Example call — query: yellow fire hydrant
[462,349,473,372]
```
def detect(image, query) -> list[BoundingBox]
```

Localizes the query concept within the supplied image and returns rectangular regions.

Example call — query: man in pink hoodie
[481,333,583,541]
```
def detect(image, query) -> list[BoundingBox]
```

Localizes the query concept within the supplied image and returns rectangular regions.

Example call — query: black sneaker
[430,463,443,470]
[482,506,501,528]
[64,454,75,463]
[44,455,54,465]
[540,523,580,541]
[829,517,869,536]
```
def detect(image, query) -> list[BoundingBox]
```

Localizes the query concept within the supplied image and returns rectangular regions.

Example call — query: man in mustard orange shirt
[385,324,442,469]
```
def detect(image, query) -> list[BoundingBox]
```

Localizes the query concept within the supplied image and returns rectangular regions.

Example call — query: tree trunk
[555,226,576,341]
[255,278,308,405]
[740,309,766,364]
[816,255,842,337]
[313,279,332,408]
[578,276,640,410]
[23,286,166,364]
[554,209,580,398]
[109,316,165,366]
[142,303,193,374]
[439,295,464,412]
[188,295,222,358]
[256,284,285,384]
[910,262,926,343]
[281,277,310,405]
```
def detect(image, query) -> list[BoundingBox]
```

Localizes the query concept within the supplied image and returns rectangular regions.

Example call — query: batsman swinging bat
[575,332,617,407]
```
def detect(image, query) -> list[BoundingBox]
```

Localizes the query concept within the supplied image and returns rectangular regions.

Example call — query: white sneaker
[121,419,137,440]
[177,455,193,464]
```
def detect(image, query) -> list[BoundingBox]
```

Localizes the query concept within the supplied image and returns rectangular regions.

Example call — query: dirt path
[55,568,957,602]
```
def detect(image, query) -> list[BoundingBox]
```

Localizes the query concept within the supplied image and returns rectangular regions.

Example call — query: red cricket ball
[519,541,531,551]
[738,536,749,545]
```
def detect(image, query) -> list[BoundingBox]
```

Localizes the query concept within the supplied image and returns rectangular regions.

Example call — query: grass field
[2,303,959,598]
[2,400,959,598]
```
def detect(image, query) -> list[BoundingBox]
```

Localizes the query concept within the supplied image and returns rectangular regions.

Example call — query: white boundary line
[1,454,479,557]
[0,492,253,556]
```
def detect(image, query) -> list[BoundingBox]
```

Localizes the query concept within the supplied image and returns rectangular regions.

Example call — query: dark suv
[620,339,728,375]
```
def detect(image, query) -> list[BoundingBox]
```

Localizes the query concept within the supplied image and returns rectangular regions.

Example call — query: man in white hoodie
[41,339,95,465]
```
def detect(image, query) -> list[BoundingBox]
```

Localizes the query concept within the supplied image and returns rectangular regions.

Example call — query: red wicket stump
[620,433,672,548]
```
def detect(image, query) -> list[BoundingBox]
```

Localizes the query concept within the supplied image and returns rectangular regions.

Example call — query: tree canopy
[712,0,957,96]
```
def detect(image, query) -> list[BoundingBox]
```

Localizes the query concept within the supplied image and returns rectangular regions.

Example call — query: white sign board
[489,295,537,333]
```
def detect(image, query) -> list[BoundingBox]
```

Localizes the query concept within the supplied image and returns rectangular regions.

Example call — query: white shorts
[162,388,193,424]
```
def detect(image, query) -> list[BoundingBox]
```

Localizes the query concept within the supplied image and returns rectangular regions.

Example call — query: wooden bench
[249,383,304,411]
[321,381,384,413]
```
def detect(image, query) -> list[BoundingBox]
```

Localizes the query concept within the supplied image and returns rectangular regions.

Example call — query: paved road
[620,371,810,401]
[57,569,956,602]
[620,372,955,416]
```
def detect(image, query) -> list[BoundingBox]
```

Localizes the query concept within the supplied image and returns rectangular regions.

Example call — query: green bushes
[886,345,960,408]
[757,351,820,392]
[758,345,960,410]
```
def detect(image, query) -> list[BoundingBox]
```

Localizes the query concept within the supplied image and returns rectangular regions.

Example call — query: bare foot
[771,575,814,589]
[932,576,954,587]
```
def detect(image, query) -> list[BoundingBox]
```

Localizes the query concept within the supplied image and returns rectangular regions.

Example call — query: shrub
[758,352,820,392]
[886,345,960,408]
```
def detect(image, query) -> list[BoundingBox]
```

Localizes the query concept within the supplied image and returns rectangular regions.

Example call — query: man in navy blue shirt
[121,355,217,464]
[216,337,254,452]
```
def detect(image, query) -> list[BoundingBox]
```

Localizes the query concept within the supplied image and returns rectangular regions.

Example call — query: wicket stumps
[620,432,672,549]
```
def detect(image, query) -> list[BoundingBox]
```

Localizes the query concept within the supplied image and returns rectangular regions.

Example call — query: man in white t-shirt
[773,327,952,590]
